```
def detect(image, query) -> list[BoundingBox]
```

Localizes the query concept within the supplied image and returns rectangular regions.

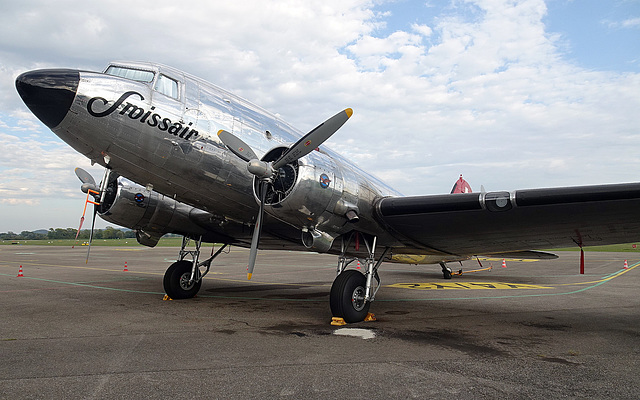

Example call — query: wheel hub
[351,286,366,312]
[179,272,196,290]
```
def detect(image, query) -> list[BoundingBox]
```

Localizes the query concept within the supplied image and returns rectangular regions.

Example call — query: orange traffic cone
[356,260,361,270]
[17,265,24,277]
[501,259,507,268]
[123,261,128,272]
[623,260,629,269]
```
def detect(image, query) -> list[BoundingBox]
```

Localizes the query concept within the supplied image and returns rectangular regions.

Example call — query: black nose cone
[15,69,80,129]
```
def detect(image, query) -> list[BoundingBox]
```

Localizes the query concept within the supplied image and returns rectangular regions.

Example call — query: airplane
[15,61,640,324]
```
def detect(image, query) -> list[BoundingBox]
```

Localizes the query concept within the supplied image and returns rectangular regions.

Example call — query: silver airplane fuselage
[18,61,409,257]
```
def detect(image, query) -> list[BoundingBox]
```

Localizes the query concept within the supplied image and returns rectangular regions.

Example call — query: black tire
[330,270,370,323]
[443,268,452,279]
[163,260,201,299]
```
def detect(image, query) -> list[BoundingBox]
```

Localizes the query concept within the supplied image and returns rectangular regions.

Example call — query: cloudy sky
[1,0,639,232]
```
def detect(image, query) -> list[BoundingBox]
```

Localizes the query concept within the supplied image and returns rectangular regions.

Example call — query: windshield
[105,66,155,83]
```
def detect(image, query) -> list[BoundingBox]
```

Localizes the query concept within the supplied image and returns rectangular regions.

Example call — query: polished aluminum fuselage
[54,62,405,253]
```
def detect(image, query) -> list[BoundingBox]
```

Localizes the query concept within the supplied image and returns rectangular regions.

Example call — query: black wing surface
[377,183,640,257]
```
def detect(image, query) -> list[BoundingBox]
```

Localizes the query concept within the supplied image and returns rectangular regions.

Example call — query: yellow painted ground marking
[388,282,552,290]
[477,257,539,262]
[556,261,639,286]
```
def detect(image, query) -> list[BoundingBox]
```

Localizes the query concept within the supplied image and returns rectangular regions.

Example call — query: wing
[377,182,640,257]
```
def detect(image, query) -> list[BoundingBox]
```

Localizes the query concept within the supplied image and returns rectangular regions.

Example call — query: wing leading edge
[377,182,640,257]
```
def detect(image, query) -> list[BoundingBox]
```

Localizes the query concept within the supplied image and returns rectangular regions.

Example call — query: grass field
[548,243,640,252]
[2,238,639,252]
[0,237,185,247]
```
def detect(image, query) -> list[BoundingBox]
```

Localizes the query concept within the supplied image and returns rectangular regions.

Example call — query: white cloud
[0,0,639,231]
[621,17,640,28]
[605,17,640,29]
[1,198,40,206]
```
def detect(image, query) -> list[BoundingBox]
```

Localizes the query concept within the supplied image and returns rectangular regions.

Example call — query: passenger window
[105,66,154,83]
[155,74,179,99]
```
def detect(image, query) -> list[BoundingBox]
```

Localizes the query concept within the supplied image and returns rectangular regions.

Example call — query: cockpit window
[105,66,155,83]
[154,74,179,99]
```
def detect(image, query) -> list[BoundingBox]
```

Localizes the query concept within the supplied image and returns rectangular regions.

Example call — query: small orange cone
[123,261,128,272]
[356,261,361,270]
[501,259,507,268]
[623,260,628,269]
[17,265,24,277]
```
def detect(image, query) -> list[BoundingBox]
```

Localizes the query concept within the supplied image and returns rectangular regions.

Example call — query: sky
[0,0,639,232]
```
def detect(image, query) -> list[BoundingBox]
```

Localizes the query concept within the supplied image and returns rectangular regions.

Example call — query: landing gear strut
[440,262,453,279]
[330,234,390,323]
[163,237,228,299]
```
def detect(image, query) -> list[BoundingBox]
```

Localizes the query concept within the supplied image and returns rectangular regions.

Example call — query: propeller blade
[217,130,259,162]
[75,167,96,186]
[81,168,112,262]
[219,109,353,279]
[72,215,85,249]
[72,191,92,249]
[272,108,352,170]
[247,181,268,280]
[85,205,98,264]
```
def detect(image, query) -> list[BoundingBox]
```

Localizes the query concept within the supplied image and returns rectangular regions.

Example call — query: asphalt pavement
[1,245,638,399]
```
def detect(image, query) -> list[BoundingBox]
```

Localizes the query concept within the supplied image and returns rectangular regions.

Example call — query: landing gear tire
[330,270,370,323]
[163,260,201,299]
[443,268,452,279]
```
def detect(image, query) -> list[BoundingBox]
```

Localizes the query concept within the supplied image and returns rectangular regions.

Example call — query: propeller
[75,167,98,192]
[72,167,113,263]
[217,108,353,279]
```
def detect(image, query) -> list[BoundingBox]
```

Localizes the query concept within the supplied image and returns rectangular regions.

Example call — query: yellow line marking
[388,282,552,290]
[478,257,539,262]
[389,261,639,291]
[556,261,639,286]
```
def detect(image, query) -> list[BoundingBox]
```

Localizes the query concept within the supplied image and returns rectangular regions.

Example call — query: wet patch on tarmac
[538,356,581,365]
[521,322,571,331]
[263,323,334,338]
[383,310,410,315]
[388,328,508,357]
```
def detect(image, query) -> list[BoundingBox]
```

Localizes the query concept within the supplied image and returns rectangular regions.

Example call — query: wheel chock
[331,313,376,325]
[163,294,173,301]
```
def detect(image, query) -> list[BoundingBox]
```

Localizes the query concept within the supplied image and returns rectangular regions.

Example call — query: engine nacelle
[98,177,208,246]
[258,146,379,252]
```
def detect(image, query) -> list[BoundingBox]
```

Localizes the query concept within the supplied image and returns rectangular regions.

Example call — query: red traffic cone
[356,260,361,270]
[17,265,24,277]
[501,259,507,268]
[623,260,629,269]
[123,261,128,272]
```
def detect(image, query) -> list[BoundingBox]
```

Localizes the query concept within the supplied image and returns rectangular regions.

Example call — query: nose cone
[15,69,80,129]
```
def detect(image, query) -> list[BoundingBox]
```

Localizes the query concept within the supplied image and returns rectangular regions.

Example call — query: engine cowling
[258,147,370,252]
[98,177,208,246]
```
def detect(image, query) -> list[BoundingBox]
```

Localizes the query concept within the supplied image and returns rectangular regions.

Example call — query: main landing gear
[163,236,228,300]
[440,262,453,279]
[330,234,390,323]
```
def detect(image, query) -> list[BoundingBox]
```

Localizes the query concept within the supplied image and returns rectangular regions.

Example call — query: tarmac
[1,245,639,399]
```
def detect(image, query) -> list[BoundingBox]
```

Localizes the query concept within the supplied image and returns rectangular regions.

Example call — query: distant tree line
[0,227,137,241]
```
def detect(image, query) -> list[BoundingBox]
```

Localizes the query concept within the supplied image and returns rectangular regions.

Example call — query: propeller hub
[247,159,274,179]
[81,182,100,194]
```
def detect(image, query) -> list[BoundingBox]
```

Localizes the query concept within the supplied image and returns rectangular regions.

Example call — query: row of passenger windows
[105,66,179,100]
